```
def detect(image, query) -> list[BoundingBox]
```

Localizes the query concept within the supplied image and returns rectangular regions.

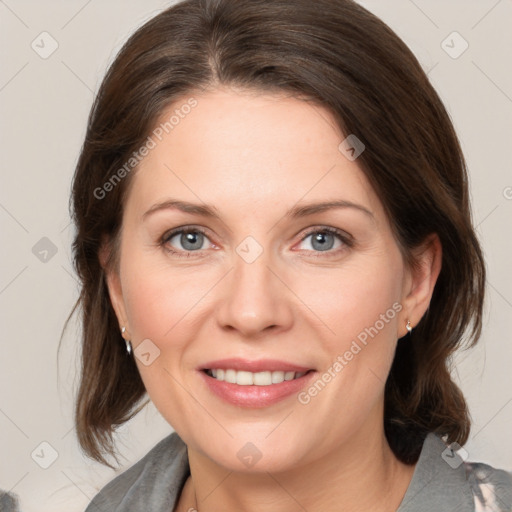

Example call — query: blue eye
[162,227,212,256]
[297,227,352,254]
[160,225,352,259]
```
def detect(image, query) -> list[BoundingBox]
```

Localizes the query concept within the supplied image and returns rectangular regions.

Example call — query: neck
[175,423,416,512]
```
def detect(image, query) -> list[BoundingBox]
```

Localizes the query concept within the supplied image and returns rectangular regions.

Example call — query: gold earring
[406,320,412,333]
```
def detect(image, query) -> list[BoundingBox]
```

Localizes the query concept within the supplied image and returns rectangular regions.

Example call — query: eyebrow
[142,199,223,221]
[142,198,374,221]
[286,200,374,220]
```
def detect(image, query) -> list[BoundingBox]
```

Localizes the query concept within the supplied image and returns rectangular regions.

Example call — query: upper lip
[199,358,313,373]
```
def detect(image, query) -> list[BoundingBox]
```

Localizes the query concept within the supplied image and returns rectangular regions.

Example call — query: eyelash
[159,225,353,259]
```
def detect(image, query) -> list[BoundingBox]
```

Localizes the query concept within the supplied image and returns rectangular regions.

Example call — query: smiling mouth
[203,369,312,385]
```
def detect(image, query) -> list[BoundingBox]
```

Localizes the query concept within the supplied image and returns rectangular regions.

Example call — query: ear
[99,236,131,339]
[399,233,442,337]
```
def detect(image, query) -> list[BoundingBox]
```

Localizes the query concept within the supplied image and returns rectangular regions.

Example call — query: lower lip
[198,370,316,408]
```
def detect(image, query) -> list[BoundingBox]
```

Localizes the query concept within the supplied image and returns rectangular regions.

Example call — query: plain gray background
[1,0,511,510]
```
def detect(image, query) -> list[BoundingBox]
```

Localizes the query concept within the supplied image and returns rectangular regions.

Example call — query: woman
[67,0,512,511]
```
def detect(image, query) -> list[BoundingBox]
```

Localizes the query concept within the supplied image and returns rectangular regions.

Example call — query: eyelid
[299,226,353,243]
[160,225,215,257]
[161,225,211,243]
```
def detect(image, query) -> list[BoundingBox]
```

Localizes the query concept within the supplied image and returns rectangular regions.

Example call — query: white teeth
[236,371,254,385]
[271,371,285,384]
[254,371,271,385]
[224,369,237,384]
[207,369,308,385]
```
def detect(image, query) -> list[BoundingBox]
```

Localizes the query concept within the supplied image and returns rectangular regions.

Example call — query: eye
[161,227,214,255]
[159,225,352,258]
[296,227,352,254]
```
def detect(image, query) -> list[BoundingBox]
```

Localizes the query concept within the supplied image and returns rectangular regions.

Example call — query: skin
[103,86,442,512]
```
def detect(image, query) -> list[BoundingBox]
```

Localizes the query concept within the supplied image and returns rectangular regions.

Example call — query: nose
[215,249,294,338]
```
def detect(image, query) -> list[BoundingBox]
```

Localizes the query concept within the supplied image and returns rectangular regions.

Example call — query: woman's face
[106,86,434,472]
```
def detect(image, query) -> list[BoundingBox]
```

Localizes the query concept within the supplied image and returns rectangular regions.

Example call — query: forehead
[124,87,385,224]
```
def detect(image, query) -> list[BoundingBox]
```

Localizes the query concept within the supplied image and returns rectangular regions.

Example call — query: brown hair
[66,0,485,468]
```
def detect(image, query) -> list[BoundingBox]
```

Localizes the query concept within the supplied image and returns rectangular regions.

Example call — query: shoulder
[84,431,190,512]
[464,460,512,512]
[398,433,512,512]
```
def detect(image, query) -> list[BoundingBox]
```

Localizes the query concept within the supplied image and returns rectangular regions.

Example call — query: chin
[193,431,313,474]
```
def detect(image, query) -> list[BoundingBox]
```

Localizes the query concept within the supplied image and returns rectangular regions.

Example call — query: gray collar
[397,433,474,511]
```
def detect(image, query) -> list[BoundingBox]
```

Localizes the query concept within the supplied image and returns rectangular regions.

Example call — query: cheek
[123,270,177,342]
[297,256,403,348]
[289,258,403,438]
[118,252,215,428]
[120,248,213,343]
